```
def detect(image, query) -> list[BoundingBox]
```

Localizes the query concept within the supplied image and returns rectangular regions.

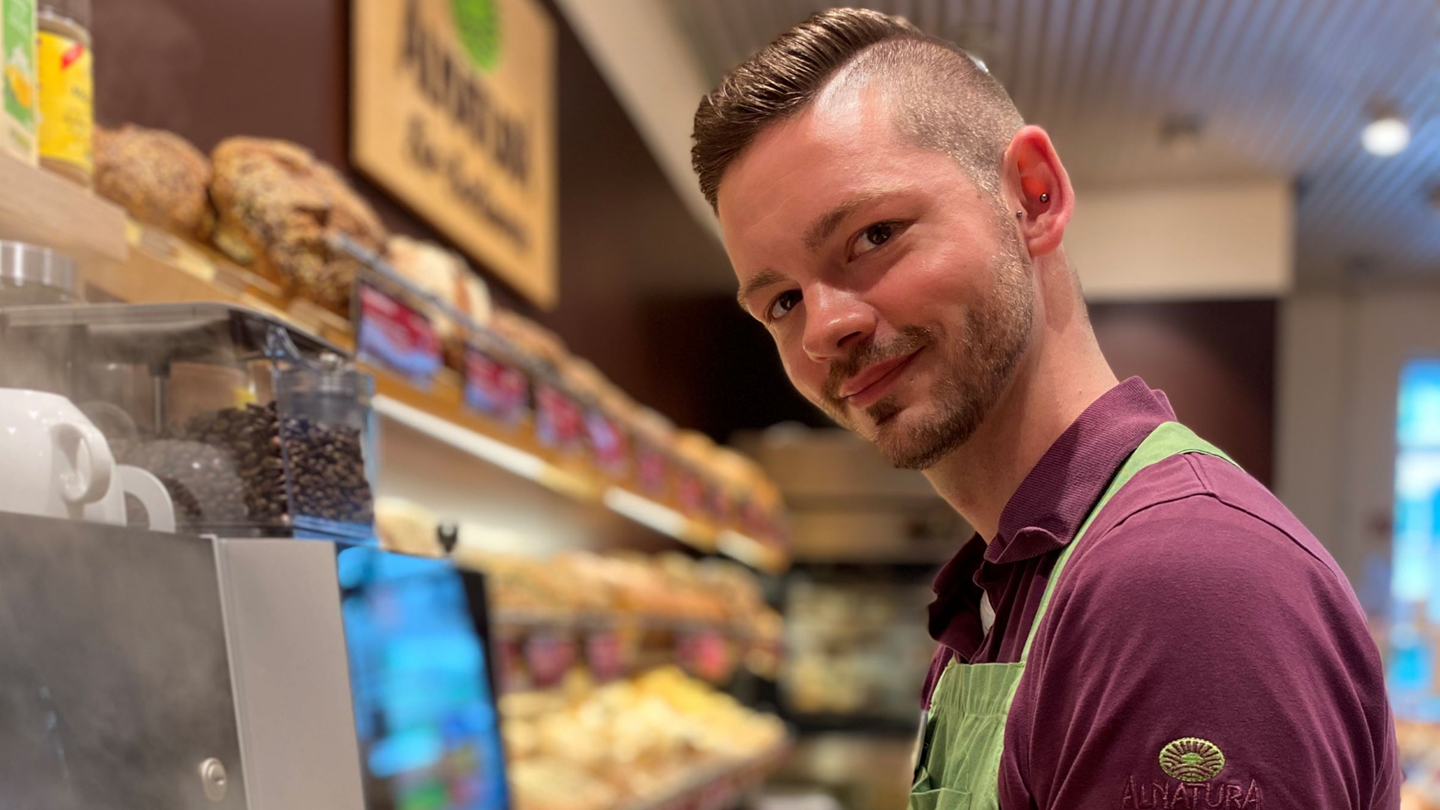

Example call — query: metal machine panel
[215,538,365,810]
[0,514,249,810]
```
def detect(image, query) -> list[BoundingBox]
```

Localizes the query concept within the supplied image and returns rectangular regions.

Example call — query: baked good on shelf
[374,497,442,557]
[385,235,464,309]
[94,124,213,238]
[490,308,568,370]
[207,137,389,311]
[385,235,495,367]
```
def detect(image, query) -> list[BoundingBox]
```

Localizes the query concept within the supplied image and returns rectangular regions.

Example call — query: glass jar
[0,240,79,305]
[36,0,91,187]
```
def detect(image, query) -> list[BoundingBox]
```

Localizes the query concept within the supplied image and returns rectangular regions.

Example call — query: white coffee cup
[86,464,177,532]
[0,388,176,531]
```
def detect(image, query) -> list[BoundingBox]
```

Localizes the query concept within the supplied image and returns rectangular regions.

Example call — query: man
[691,8,1398,809]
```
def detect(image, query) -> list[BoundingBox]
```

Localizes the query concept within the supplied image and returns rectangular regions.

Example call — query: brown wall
[1090,300,1276,485]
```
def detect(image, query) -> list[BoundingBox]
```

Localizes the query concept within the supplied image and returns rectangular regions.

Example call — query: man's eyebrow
[736,268,790,311]
[802,191,886,253]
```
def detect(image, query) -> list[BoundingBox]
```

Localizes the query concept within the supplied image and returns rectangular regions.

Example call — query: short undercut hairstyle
[692,7,1026,213]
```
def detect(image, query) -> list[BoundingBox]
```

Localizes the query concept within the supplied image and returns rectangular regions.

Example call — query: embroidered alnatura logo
[1121,777,1262,809]
[1120,738,1260,809]
[1159,738,1225,783]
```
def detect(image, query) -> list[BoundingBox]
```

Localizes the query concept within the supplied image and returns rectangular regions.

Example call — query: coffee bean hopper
[0,302,378,541]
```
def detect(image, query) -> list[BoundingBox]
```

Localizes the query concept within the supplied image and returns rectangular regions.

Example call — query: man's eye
[852,222,896,257]
[767,290,801,322]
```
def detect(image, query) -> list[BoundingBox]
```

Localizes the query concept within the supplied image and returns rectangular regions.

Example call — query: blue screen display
[338,547,510,810]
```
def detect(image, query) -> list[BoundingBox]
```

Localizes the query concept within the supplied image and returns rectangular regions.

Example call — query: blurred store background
[0,0,1435,809]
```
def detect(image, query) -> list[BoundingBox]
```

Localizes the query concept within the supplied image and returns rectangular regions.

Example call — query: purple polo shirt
[924,377,1399,809]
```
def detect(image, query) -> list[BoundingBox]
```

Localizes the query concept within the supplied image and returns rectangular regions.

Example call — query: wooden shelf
[0,152,127,271]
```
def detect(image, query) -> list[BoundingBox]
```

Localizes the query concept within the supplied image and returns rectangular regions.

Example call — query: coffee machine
[0,514,367,809]
[0,304,512,810]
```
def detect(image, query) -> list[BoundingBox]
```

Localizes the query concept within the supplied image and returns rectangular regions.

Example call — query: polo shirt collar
[982,376,1176,565]
[927,377,1176,652]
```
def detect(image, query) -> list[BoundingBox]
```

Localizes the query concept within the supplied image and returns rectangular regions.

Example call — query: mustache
[823,325,931,404]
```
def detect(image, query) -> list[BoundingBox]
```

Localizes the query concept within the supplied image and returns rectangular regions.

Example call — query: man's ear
[1002,125,1074,258]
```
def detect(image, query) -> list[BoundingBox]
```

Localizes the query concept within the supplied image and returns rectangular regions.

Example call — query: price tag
[677,471,707,516]
[523,632,576,689]
[710,488,736,525]
[585,410,628,474]
[535,384,585,453]
[678,629,735,683]
[463,346,531,426]
[355,279,442,388]
[584,630,628,682]
[636,444,669,497]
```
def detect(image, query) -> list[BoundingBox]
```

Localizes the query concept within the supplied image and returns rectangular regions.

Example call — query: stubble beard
[827,232,1035,471]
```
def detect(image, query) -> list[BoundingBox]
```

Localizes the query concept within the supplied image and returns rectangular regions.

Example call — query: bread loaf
[94,124,213,238]
[208,137,389,311]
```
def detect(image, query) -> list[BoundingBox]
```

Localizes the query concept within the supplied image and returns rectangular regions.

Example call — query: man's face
[717,87,1035,470]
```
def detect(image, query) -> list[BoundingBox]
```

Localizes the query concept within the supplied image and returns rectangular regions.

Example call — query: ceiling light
[1362,104,1410,157]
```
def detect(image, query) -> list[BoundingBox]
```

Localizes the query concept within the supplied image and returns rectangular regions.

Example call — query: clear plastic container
[0,241,80,305]
[0,302,377,540]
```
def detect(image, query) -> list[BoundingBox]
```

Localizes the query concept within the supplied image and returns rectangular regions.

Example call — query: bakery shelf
[616,741,792,810]
[0,152,128,271]
[58,217,791,570]
[491,609,761,693]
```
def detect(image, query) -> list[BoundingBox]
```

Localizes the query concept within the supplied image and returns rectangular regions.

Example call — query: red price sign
[524,632,577,688]
[463,347,530,426]
[585,410,629,474]
[355,280,442,388]
[678,630,735,682]
[535,384,585,453]
[585,630,628,682]
[636,445,668,497]
[677,471,707,515]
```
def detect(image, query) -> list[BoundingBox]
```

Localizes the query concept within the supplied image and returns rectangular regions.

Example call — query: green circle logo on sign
[1159,738,1225,783]
[450,0,501,72]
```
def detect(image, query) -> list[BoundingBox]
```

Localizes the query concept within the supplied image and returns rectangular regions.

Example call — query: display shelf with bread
[451,546,785,691]
[7,123,792,571]
[501,667,790,810]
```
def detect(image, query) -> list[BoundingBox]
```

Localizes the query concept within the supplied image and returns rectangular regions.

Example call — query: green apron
[909,421,1235,810]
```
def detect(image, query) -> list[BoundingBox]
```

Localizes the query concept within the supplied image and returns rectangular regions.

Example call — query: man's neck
[923,277,1118,541]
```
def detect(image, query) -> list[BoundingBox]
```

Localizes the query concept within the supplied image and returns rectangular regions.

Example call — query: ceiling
[661,0,1440,287]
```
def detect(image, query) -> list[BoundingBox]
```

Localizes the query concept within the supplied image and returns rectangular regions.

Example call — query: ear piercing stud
[1039,193,1050,204]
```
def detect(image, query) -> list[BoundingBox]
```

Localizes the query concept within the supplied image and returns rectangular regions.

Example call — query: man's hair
[692,8,1025,212]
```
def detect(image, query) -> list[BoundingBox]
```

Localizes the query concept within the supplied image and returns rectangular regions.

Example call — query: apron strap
[1018,421,1237,662]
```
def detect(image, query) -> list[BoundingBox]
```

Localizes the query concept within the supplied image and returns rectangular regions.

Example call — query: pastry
[208,137,389,311]
[94,124,213,238]
[385,235,496,367]
[490,308,568,370]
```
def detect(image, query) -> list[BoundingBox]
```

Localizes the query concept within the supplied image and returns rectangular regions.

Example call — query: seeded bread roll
[208,137,389,311]
[94,124,213,239]
[490,308,568,370]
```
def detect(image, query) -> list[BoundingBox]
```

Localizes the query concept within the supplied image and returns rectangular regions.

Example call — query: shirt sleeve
[999,496,1400,810]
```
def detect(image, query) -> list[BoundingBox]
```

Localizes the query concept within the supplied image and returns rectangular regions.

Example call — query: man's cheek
[778,355,825,409]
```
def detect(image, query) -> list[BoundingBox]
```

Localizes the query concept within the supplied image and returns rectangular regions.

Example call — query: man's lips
[840,349,921,409]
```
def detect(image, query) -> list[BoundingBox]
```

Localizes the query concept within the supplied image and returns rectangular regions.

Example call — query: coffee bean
[115,400,373,532]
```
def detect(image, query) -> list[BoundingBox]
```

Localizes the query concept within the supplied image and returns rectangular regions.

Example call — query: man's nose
[801,286,875,363]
